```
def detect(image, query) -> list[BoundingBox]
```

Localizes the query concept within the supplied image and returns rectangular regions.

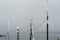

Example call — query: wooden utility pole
[46,0,49,40]
[46,10,49,40]
[30,19,33,40]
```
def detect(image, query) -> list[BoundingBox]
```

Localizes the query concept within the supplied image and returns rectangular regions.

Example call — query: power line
[20,19,47,33]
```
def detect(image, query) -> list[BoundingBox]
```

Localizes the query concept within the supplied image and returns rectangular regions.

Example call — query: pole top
[17,26,19,29]
[46,9,48,14]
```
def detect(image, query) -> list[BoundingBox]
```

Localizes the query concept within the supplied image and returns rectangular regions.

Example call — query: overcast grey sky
[0,0,60,33]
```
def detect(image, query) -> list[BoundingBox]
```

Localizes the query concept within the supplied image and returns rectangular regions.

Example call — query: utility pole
[7,20,9,40]
[17,26,19,40]
[30,19,33,40]
[4,21,10,40]
[46,0,49,40]
[46,11,49,40]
